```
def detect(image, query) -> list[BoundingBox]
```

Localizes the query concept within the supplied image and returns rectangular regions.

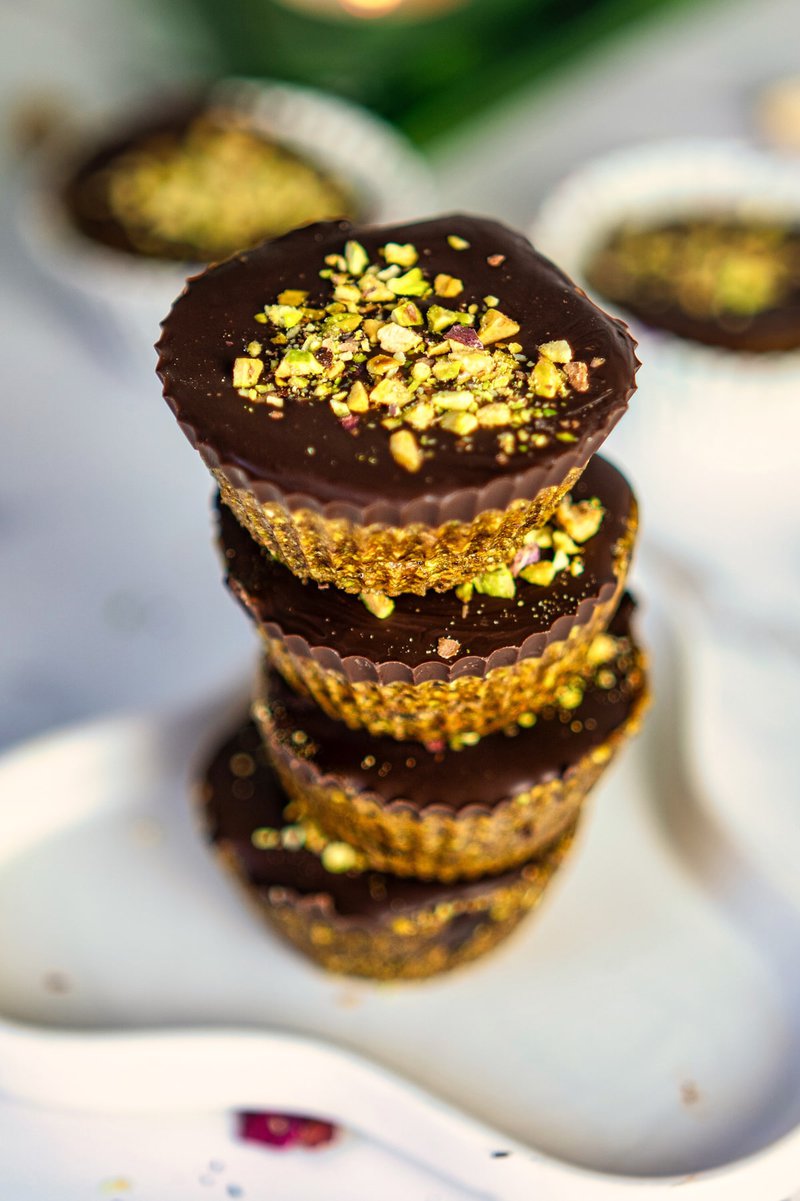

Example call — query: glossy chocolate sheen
[157,215,638,515]
[265,598,641,814]
[218,454,634,680]
[201,718,526,919]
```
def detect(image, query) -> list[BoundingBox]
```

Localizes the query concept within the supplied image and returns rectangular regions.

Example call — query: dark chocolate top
[586,218,800,352]
[201,718,525,919]
[158,215,638,515]
[219,454,635,679]
[264,597,644,814]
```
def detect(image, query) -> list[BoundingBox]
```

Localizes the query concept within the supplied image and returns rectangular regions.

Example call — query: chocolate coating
[158,215,638,516]
[218,454,635,680]
[265,597,642,814]
[201,718,526,919]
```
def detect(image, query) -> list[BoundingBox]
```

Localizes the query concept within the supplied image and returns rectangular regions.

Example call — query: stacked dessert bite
[157,215,648,980]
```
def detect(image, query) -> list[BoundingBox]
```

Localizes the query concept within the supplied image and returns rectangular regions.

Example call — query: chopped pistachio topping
[90,114,354,261]
[360,590,395,619]
[454,491,606,602]
[232,357,263,388]
[389,428,423,471]
[232,236,599,469]
[587,218,799,319]
[447,235,470,250]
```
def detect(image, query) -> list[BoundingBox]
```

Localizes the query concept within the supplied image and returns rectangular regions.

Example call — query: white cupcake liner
[15,77,438,375]
[531,139,800,554]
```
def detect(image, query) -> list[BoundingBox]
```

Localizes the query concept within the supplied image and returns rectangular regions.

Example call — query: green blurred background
[187,0,696,143]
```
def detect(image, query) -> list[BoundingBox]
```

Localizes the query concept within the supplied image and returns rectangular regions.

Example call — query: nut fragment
[383,242,418,267]
[377,323,421,354]
[389,428,423,472]
[447,234,470,250]
[347,380,370,412]
[440,411,478,436]
[360,590,395,619]
[437,636,462,660]
[478,309,520,344]
[434,273,464,297]
[563,360,590,391]
[233,357,263,388]
[538,339,573,363]
[275,348,322,377]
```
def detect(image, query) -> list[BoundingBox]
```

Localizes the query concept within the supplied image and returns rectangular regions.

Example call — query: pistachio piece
[251,827,280,849]
[359,277,396,303]
[275,348,322,378]
[383,242,418,267]
[278,289,308,306]
[478,309,520,344]
[333,283,362,303]
[558,497,604,543]
[246,340,262,356]
[232,357,263,388]
[344,240,369,276]
[449,347,493,378]
[410,360,432,382]
[389,428,423,472]
[370,378,412,407]
[447,234,470,250]
[531,356,564,398]
[564,360,590,392]
[477,402,511,427]
[433,389,473,410]
[404,401,435,430]
[473,566,516,599]
[360,590,395,619]
[324,311,362,334]
[538,339,573,363]
[321,841,359,873]
[347,380,370,412]
[366,353,399,377]
[520,560,558,587]
[454,581,474,603]
[437,636,462,660]
[391,301,423,327]
[434,273,464,298]
[440,411,478,436]
[483,295,499,307]
[265,304,304,330]
[432,358,461,382]
[388,267,431,297]
[427,305,473,334]
[487,253,505,266]
[377,323,421,354]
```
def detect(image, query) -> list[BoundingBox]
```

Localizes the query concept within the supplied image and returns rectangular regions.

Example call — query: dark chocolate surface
[265,597,643,813]
[219,454,634,676]
[586,218,800,352]
[201,718,524,918]
[158,216,638,510]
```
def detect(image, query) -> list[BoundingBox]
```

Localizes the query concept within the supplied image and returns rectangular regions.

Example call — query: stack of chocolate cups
[157,215,649,981]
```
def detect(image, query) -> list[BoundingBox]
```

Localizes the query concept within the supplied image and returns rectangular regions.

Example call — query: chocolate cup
[219,454,638,742]
[199,718,575,981]
[158,214,638,594]
[252,598,649,883]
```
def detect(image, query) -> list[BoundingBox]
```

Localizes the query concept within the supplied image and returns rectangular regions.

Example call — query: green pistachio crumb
[344,240,369,276]
[383,242,418,267]
[232,357,263,388]
[473,566,516,599]
[447,235,470,250]
[360,590,395,619]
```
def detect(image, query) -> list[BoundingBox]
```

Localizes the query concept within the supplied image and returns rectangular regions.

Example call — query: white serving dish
[531,140,800,581]
[0,574,798,1200]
